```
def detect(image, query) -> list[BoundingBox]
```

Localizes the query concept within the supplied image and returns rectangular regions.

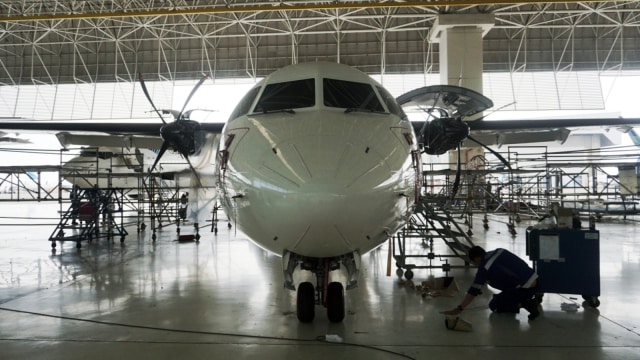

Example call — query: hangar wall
[0,71,608,120]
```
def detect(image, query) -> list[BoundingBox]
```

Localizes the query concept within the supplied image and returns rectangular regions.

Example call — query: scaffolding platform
[49,187,129,249]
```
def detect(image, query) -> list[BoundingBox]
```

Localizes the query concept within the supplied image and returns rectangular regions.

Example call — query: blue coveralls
[468,248,538,313]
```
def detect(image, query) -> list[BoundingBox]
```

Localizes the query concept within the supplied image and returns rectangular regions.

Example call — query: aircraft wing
[399,85,640,147]
[408,117,640,148]
[466,118,640,132]
[53,132,164,149]
[0,121,225,136]
[0,120,224,148]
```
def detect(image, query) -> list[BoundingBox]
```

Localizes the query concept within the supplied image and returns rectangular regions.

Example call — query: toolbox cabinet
[526,227,601,307]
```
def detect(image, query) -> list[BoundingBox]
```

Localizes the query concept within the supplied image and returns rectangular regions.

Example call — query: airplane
[55,134,217,196]
[2,62,640,323]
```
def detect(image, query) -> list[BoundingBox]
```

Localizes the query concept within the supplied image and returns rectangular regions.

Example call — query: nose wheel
[295,281,345,323]
[286,251,358,323]
[326,282,345,323]
[296,282,315,323]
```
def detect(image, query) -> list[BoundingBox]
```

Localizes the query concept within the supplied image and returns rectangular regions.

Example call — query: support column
[429,14,494,93]
[429,14,494,168]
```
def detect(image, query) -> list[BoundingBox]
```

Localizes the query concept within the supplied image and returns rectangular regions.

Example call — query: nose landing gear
[283,250,360,323]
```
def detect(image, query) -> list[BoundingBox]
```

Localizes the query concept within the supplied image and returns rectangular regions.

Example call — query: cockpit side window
[323,78,385,112]
[376,85,407,120]
[253,78,315,112]
[229,86,261,120]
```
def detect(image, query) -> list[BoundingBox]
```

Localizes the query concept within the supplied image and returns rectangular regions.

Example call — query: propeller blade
[183,154,203,188]
[185,175,216,224]
[178,74,209,120]
[450,143,462,200]
[138,73,167,125]
[149,141,170,174]
[417,91,444,140]
[467,135,512,170]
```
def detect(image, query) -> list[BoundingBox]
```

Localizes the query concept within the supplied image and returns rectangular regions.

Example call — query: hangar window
[229,86,261,120]
[253,78,315,113]
[323,78,385,113]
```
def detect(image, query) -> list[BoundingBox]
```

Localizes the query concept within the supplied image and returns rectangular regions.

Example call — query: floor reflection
[1,201,640,359]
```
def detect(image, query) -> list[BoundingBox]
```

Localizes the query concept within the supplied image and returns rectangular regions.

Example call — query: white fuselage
[217,62,420,259]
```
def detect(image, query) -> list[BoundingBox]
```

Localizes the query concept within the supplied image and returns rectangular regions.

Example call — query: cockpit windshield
[323,78,385,112]
[229,86,261,120]
[376,85,407,120]
[253,78,315,113]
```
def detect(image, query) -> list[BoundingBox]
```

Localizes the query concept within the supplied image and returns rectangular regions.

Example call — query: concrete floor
[0,201,639,359]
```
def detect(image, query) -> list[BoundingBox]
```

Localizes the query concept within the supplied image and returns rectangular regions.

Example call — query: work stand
[49,187,128,251]
[210,203,232,235]
[393,196,474,280]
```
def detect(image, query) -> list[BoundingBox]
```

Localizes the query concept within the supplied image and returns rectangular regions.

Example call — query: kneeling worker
[444,246,540,320]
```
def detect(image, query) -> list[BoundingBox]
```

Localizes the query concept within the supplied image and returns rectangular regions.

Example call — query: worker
[70,185,80,225]
[444,246,540,320]
[179,192,189,221]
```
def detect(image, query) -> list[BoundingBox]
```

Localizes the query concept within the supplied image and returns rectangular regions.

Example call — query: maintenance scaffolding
[392,144,640,279]
[0,145,210,249]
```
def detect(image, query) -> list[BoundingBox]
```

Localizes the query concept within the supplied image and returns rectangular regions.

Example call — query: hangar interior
[1,1,640,359]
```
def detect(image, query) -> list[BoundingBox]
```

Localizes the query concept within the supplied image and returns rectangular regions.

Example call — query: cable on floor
[0,306,416,360]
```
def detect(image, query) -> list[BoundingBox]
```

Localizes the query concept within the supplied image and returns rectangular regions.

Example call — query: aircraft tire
[327,282,345,323]
[297,281,315,323]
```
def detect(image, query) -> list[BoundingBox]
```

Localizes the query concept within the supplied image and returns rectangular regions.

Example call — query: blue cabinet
[526,227,600,307]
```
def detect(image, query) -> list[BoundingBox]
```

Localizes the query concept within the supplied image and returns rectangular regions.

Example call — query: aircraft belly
[232,183,411,258]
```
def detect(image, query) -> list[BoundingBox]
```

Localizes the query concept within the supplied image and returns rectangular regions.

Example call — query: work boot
[522,299,540,320]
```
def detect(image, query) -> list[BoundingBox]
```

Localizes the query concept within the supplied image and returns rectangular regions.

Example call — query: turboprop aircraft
[55,133,218,197]
[2,62,640,323]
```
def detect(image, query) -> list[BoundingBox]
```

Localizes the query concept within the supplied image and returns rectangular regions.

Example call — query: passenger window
[253,78,315,112]
[376,85,407,120]
[323,78,385,112]
[229,86,261,120]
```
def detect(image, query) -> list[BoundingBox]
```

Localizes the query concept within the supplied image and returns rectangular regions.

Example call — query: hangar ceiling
[1,1,640,85]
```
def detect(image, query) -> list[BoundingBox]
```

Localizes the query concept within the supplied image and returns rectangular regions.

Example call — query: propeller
[419,116,513,199]
[450,143,462,200]
[138,73,208,187]
[467,134,512,172]
[397,85,514,200]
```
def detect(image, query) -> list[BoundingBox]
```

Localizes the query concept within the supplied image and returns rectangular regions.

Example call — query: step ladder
[393,196,475,280]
